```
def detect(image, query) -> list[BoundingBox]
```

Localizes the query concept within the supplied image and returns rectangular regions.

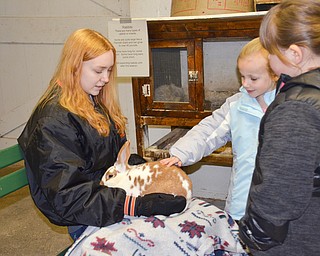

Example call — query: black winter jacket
[239,68,320,255]
[18,97,127,227]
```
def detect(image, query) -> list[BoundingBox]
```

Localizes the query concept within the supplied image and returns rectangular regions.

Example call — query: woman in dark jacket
[238,0,320,255]
[18,28,186,240]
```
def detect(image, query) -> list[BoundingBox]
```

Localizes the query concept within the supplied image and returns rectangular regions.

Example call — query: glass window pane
[152,48,189,102]
[203,40,250,110]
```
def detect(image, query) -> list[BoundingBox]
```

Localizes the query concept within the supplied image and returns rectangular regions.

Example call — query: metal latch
[188,71,198,82]
[142,84,151,97]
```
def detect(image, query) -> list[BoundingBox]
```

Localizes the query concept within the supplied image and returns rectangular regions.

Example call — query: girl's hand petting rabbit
[160,156,182,167]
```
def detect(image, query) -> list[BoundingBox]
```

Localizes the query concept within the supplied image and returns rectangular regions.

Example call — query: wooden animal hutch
[132,12,265,167]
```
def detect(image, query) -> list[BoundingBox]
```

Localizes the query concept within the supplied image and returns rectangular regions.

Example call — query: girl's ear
[285,44,303,65]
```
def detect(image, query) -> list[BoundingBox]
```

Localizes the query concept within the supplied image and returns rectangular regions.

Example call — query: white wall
[0,0,131,148]
[130,0,172,18]
[0,0,231,200]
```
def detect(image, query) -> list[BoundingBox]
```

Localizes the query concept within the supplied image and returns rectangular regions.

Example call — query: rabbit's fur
[101,141,192,210]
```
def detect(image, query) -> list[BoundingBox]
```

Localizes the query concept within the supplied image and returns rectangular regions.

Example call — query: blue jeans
[68,225,88,241]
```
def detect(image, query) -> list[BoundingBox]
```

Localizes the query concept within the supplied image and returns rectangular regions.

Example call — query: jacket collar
[239,86,276,107]
[238,86,276,116]
[277,68,320,94]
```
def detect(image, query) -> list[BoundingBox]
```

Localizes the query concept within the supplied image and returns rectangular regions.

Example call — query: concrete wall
[0,0,231,200]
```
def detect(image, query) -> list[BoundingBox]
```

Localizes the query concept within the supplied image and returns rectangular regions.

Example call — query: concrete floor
[0,162,72,256]
[1,163,225,256]
[0,186,72,256]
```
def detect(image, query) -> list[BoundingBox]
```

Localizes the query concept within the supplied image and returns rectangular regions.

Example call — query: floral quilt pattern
[66,198,247,256]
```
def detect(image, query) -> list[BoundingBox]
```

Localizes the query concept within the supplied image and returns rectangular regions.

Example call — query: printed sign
[108,19,149,77]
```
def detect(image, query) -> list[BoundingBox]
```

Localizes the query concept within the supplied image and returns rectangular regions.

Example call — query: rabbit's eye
[107,174,114,179]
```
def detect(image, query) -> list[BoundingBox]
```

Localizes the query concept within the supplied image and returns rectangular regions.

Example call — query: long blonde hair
[259,0,320,66]
[36,28,127,136]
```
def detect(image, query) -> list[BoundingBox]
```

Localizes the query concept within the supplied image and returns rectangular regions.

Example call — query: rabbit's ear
[115,140,131,173]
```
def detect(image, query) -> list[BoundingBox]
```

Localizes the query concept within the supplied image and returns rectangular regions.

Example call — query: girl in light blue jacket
[161,38,277,220]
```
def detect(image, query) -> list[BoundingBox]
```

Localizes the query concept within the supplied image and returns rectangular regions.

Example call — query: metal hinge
[142,84,151,97]
[188,70,198,82]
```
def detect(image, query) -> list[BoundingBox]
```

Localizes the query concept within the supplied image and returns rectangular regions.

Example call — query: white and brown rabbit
[101,141,192,212]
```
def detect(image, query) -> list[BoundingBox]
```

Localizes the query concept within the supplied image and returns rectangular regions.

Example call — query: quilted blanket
[66,198,247,256]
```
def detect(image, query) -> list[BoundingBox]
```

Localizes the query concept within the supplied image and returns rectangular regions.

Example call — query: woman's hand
[160,156,182,167]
